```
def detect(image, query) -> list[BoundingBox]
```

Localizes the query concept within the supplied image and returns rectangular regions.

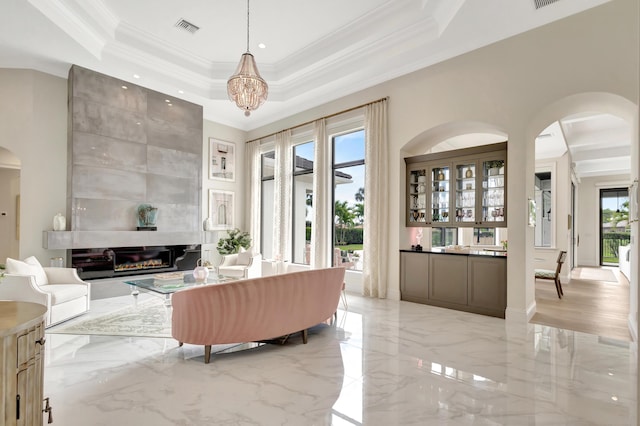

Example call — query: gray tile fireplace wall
[63,65,203,247]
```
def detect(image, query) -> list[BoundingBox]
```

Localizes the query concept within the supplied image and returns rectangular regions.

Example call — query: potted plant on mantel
[216,228,252,255]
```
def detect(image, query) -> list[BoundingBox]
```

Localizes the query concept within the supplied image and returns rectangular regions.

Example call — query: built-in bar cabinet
[403,142,508,318]
[406,142,507,227]
[400,250,507,318]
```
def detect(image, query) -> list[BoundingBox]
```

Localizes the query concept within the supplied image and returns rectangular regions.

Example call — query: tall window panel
[261,151,275,259]
[292,141,314,264]
[333,129,365,271]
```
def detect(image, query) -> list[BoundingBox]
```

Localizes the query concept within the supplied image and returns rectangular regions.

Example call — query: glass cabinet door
[431,166,450,224]
[408,167,428,225]
[481,158,506,224]
[455,163,476,224]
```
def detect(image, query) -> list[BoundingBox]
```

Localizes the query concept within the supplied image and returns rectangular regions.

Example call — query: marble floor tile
[44,292,637,425]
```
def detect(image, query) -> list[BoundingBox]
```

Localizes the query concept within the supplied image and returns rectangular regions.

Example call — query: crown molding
[27,0,108,59]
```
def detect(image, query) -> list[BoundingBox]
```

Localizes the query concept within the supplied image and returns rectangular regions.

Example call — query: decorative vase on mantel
[137,204,158,231]
[53,213,66,231]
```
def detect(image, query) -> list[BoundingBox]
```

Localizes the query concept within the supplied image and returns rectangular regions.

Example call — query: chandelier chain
[246,0,250,53]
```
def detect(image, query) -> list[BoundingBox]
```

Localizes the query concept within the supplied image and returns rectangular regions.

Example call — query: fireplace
[71,245,201,279]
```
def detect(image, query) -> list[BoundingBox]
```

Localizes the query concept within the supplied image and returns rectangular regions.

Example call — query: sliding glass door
[599,188,630,266]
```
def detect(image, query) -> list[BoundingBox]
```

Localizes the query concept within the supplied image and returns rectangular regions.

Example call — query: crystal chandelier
[227,0,268,117]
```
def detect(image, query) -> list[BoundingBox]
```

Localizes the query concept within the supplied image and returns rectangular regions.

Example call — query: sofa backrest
[171,267,345,345]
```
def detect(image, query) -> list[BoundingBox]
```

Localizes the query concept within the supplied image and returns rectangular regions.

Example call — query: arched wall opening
[399,120,509,264]
[526,92,639,339]
[402,121,508,156]
[0,146,21,261]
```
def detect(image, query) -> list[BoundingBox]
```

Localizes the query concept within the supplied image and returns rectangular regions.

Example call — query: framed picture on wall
[208,190,234,230]
[209,138,235,181]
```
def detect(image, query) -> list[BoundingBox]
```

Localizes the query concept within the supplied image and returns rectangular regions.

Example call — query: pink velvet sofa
[171,267,346,363]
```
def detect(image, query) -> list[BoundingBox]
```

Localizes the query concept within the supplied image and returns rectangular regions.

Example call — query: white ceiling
[535,113,631,178]
[0,0,627,178]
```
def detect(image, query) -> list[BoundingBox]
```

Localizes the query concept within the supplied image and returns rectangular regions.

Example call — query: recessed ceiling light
[167,103,173,107]
[165,99,171,103]
[133,74,140,79]
[121,85,128,90]
[258,43,266,49]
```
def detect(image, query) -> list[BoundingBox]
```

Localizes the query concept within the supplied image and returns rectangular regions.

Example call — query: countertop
[400,248,507,258]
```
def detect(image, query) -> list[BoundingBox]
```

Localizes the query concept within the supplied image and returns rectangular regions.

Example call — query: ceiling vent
[534,0,560,9]
[175,19,200,34]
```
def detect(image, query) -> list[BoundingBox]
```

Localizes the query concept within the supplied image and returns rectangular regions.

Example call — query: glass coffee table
[124,272,235,306]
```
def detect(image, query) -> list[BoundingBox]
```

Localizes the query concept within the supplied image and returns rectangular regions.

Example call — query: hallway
[531,267,631,342]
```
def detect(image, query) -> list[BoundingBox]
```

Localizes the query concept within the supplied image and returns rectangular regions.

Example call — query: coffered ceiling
[0,0,627,177]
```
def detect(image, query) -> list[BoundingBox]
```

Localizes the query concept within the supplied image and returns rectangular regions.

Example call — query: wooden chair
[535,251,567,299]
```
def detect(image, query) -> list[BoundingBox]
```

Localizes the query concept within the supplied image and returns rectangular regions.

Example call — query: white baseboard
[628,315,637,342]
[505,300,536,324]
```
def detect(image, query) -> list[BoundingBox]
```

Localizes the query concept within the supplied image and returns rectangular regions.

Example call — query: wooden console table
[0,301,51,425]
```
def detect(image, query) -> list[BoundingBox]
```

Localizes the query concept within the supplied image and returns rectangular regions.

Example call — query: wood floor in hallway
[530,266,632,342]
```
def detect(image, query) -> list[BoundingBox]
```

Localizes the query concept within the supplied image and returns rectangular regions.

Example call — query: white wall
[201,119,246,267]
[0,69,67,263]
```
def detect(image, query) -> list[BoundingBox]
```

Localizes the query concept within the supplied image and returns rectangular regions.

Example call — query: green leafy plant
[217,228,252,255]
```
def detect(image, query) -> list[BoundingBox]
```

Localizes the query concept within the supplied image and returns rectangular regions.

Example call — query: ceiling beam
[571,145,630,162]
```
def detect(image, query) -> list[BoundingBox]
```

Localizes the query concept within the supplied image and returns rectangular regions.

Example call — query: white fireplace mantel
[43,231,218,250]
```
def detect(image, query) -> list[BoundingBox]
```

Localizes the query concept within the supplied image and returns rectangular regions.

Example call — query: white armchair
[217,249,262,279]
[1,256,90,327]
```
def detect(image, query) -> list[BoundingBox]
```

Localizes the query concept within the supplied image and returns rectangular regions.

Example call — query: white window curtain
[244,140,261,254]
[273,130,293,261]
[311,119,331,269]
[363,99,389,298]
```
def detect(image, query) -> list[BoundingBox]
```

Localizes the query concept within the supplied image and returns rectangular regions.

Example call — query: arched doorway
[0,146,21,261]
[527,92,638,341]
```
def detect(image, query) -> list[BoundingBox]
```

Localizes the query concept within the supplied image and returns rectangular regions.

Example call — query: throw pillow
[5,256,49,285]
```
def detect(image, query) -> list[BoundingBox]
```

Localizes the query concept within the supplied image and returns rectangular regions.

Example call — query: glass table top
[123,272,235,295]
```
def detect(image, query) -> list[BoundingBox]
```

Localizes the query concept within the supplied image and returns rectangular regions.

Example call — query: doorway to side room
[0,146,20,262]
[532,107,633,341]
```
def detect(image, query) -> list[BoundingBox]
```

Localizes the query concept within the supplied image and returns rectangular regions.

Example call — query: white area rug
[573,267,618,283]
[48,299,172,338]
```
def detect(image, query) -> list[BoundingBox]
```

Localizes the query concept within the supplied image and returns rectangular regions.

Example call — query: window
[292,142,314,264]
[333,130,365,271]
[534,171,552,247]
[260,151,275,259]
[473,228,495,245]
[432,228,457,247]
